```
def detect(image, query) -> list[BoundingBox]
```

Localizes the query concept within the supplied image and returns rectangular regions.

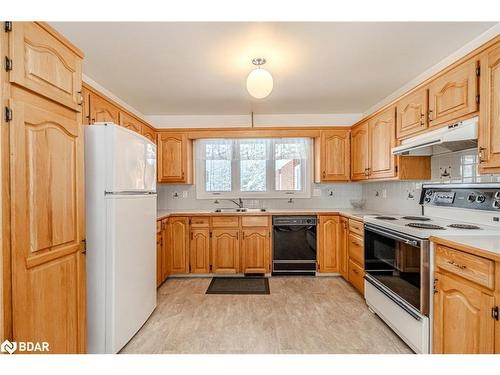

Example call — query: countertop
[430,234,500,262]
[157,208,385,221]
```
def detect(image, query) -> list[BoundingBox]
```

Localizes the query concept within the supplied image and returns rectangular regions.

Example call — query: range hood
[392,116,478,156]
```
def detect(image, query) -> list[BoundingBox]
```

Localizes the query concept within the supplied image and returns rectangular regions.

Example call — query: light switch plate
[182,191,188,198]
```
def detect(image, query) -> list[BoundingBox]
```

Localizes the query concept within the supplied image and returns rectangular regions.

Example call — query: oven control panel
[420,185,500,211]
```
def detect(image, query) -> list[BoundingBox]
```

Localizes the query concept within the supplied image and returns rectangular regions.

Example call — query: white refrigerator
[85,123,157,354]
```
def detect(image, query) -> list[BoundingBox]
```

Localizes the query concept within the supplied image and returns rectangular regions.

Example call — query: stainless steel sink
[213,208,266,213]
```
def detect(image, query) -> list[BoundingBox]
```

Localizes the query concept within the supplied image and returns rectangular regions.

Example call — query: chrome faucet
[228,197,244,209]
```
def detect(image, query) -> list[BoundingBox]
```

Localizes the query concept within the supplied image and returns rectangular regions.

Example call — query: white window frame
[195,138,312,199]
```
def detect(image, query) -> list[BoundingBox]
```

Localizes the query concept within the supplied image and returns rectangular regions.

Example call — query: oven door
[364,224,429,317]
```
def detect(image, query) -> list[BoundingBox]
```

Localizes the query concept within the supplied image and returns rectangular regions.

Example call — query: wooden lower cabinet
[156,224,163,287]
[190,229,210,273]
[211,229,240,274]
[168,217,189,274]
[348,259,365,295]
[338,217,349,280]
[241,228,270,274]
[318,215,340,273]
[433,271,495,353]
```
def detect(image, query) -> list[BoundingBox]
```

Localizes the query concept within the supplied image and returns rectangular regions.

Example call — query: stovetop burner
[448,224,481,230]
[402,216,431,221]
[375,216,397,220]
[406,223,445,230]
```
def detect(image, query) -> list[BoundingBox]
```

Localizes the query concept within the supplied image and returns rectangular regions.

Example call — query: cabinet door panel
[369,107,396,179]
[89,92,119,124]
[318,216,339,273]
[156,232,163,287]
[320,130,350,181]
[428,59,478,127]
[211,229,239,274]
[190,229,210,273]
[169,217,189,274]
[10,22,82,111]
[396,88,428,139]
[241,229,270,273]
[339,218,349,279]
[479,43,500,174]
[350,122,369,181]
[10,88,85,353]
[119,111,142,133]
[433,272,494,354]
[158,133,188,183]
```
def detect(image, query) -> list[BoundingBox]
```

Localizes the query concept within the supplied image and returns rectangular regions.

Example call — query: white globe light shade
[246,68,273,99]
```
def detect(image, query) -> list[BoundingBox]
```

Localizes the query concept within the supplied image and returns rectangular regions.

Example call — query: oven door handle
[364,224,420,247]
[365,274,423,321]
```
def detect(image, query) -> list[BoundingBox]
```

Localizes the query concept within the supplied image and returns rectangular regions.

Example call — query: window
[196,138,311,198]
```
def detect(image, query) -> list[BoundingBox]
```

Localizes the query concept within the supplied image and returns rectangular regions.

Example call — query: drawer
[190,216,209,228]
[241,215,269,227]
[435,245,495,289]
[211,216,240,228]
[348,233,364,266]
[156,220,162,233]
[348,259,365,295]
[349,219,364,236]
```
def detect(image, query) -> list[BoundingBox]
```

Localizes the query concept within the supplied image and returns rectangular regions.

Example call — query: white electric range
[362,183,500,354]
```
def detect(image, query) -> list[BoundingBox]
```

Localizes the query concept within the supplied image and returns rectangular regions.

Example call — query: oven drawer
[348,259,364,295]
[348,233,364,266]
[349,219,364,236]
[435,245,494,289]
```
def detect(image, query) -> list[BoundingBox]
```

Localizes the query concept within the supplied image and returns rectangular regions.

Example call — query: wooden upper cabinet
[168,217,189,274]
[396,87,428,139]
[211,229,240,274]
[141,124,157,144]
[317,216,339,273]
[157,132,192,183]
[350,122,369,181]
[241,229,270,274]
[119,111,142,133]
[190,228,210,274]
[9,86,86,353]
[368,107,397,179]
[319,129,350,181]
[433,271,495,354]
[9,22,83,111]
[89,92,120,124]
[479,41,500,174]
[81,86,91,125]
[428,59,479,128]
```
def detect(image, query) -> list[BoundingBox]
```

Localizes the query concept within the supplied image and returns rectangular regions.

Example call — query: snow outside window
[195,138,311,199]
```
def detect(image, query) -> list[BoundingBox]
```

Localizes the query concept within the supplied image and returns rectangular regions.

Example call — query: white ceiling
[52,22,496,115]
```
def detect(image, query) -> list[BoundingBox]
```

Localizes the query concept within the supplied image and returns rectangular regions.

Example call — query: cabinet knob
[479,147,487,163]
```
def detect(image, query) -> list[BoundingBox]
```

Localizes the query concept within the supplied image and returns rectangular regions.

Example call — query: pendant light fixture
[246,58,273,99]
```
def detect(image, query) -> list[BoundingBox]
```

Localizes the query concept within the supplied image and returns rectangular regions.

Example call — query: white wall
[158,183,363,211]
[362,149,500,215]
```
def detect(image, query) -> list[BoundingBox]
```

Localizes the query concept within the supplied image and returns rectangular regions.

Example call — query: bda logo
[1,339,17,354]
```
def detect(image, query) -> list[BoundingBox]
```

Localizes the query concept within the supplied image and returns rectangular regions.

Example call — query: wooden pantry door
[9,88,86,353]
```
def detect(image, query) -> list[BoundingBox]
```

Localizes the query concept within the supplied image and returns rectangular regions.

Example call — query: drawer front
[349,219,364,236]
[435,245,495,289]
[348,233,364,266]
[348,259,365,295]
[211,216,240,228]
[241,216,269,227]
[190,216,209,228]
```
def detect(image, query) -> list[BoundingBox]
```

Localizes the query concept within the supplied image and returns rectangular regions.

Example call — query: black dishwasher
[272,216,317,275]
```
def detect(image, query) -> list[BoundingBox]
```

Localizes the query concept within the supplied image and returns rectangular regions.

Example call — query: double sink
[213,208,267,213]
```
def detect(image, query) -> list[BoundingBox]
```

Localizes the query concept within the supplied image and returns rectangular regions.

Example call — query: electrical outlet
[172,192,180,198]
[182,190,188,198]
[327,189,334,197]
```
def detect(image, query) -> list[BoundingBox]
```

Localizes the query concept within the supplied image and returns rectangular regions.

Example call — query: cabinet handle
[77,91,84,105]
[447,260,467,270]
[242,232,245,240]
[322,171,326,178]
[479,147,487,163]
[428,110,433,122]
